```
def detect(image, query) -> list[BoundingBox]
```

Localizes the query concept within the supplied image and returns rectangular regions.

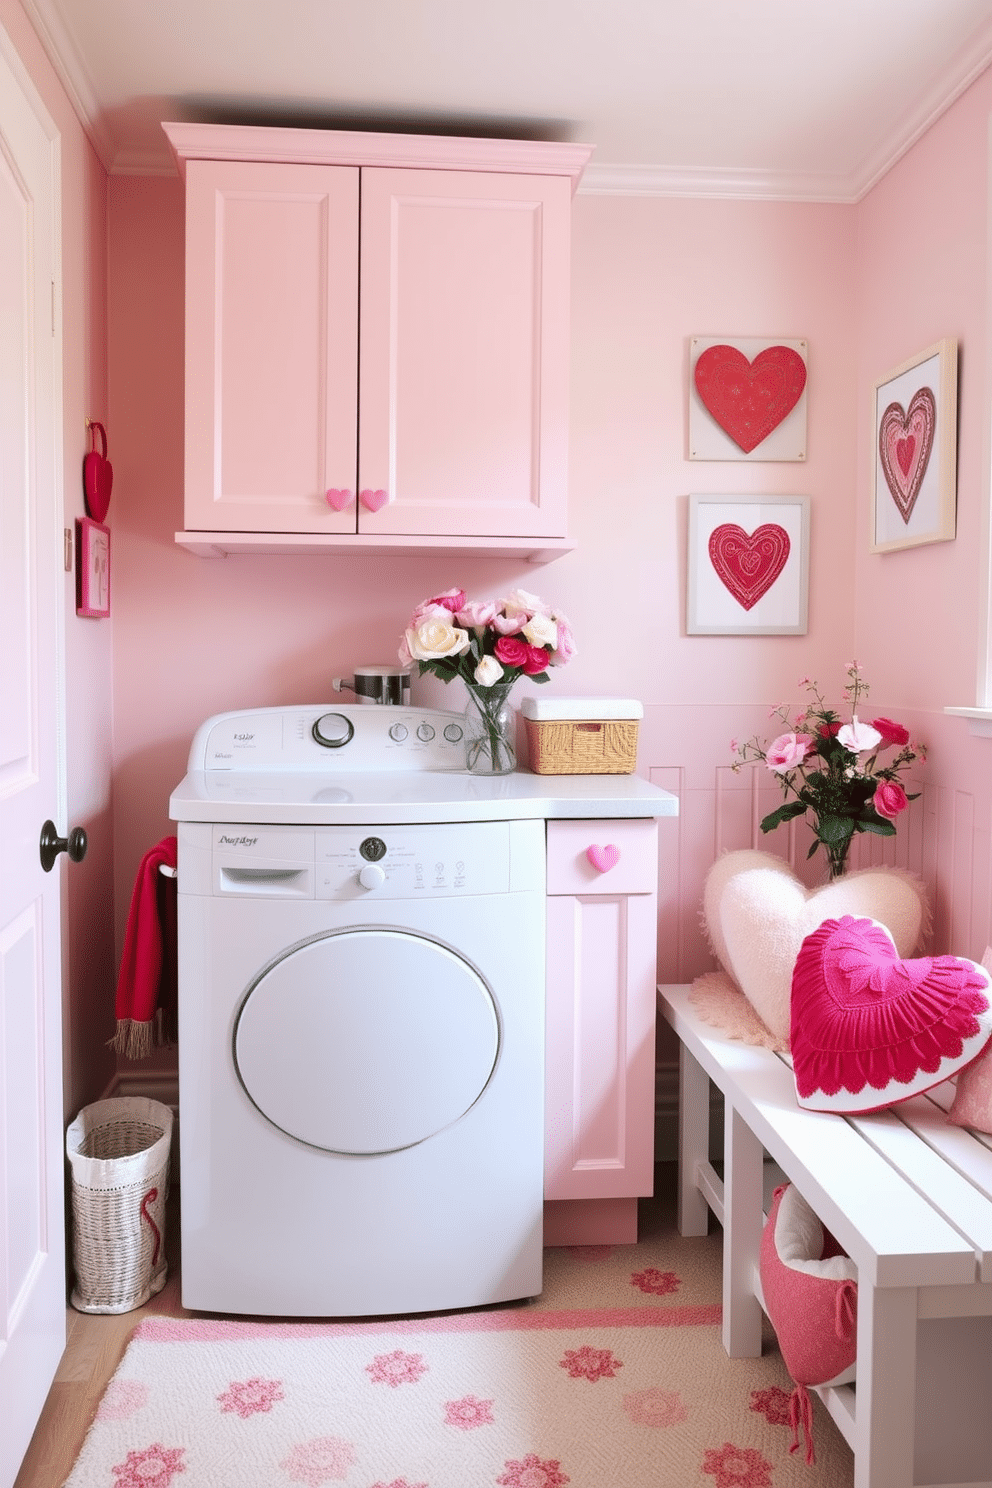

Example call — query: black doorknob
[39,819,88,874]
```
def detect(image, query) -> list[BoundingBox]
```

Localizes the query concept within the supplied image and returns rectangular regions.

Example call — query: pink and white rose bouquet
[399,587,575,690]
[732,662,926,877]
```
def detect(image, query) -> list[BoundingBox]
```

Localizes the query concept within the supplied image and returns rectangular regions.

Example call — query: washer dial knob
[312,712,354,749]
[443,723,464,743]
[358,864,386,890]
[416,723,435,742]
[389,722,409,742]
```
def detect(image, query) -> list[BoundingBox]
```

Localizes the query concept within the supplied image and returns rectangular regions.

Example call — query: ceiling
[20,0,992,199]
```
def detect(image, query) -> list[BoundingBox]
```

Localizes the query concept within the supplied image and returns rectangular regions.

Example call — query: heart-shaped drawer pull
[325,488,354,511]
[586,844,620,873]
[360,487,390,513]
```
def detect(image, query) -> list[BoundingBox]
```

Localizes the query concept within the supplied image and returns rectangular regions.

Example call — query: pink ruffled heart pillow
[791,915,992,1113]
[702,850,929,1043]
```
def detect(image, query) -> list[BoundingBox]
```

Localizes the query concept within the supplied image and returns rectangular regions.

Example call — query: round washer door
[233,928,500,1154]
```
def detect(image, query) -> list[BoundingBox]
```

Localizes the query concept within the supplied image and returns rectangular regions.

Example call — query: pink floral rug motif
[62,1304,853,1487]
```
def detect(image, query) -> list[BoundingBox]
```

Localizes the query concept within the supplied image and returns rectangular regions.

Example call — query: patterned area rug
[62,1211,854,1488]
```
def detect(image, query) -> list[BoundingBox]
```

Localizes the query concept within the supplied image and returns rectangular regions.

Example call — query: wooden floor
[15,1170,691,1487]
[14,1194,191,1488]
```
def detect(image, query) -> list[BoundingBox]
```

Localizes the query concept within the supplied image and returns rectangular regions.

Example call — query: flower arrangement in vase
[732,662,926,878]
[399,587,575,774]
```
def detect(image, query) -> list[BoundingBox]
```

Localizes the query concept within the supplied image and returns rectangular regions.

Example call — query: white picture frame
[870,338,957,553]
[687,494,810,635]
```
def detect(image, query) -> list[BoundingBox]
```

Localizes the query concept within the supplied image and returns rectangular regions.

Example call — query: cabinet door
[544,822,658,1201]
[357,168,571,538]
[184,160,360,533]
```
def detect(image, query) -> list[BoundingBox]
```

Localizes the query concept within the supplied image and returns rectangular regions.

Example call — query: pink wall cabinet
[543,818,659,1246]
[183,159,360,538]
[165,125,591,560]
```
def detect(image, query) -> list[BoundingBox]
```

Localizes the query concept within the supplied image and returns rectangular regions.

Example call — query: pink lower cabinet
[543,818,659,1246]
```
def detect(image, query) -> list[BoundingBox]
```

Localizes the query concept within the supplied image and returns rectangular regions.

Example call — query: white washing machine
[170,703,547,1317]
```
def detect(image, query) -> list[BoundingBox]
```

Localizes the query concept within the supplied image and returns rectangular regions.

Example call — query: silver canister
[332,667,412,705]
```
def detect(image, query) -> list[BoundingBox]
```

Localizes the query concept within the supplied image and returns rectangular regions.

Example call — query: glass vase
[463,682,516,775]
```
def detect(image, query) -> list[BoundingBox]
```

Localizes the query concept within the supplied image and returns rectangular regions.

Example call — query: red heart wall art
[708,523,790,610]
[878,386,936,524]
[694,344,807,454]
[83,420,113,522]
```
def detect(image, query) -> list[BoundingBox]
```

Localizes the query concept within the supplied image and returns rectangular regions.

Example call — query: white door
[0,31,67,1488]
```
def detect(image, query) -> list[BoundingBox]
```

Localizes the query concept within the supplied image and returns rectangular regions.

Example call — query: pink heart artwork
[694,344,807,453]
[586,843,620,873]
[708,523,790,610]
[359,488,390,513]
[325,488,354,512]
[878,386,936,524]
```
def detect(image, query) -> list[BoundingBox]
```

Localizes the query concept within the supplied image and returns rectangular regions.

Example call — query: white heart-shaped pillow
[702,850,930,1042]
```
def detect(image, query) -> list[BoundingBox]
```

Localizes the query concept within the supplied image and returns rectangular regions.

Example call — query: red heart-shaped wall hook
[83,421,113,522]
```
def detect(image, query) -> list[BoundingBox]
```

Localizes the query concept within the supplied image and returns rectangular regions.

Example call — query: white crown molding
[17,3,992,199]
[19,0,116,170]
[111,146,180,178]
[581,20,992,204]
[577,161,857,203]
[849,20,992,200]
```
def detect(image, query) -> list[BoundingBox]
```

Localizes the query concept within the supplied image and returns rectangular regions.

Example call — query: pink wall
[106,176,859,1000]
[6,0,992,1158]
[103,64,992,1086]
[1,0,116,1116]
[855,67,992,709]
[568,193,858,707]
[853,66,992,965]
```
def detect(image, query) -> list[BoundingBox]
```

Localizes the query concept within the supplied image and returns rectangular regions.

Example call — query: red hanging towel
[111,836,178,1060]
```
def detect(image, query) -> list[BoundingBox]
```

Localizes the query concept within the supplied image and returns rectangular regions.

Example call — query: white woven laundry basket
[66,1096,173,1314]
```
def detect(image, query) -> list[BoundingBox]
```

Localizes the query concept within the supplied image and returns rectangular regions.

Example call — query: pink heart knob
[586,844,620,873]
[360,487,390,513]
[325,488,354,511]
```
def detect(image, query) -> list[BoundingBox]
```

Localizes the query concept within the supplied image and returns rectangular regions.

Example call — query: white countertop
[169,768,679,826]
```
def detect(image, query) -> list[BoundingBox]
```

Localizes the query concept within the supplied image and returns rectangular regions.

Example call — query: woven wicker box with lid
[521,697,642,775]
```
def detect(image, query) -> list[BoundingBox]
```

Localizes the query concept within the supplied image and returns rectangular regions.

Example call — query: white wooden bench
[658,982,992,1488]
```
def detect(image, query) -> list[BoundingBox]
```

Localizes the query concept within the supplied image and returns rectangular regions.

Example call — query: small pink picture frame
[76,517,110,617]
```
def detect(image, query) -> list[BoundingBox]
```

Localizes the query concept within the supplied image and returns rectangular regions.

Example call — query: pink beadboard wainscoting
[643,704,991,991]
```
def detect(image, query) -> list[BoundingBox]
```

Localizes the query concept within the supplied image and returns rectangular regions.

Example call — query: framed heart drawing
[689,336,808,462]
[687,494,810,635]
[870,338,957,553]
[75,516,110,618]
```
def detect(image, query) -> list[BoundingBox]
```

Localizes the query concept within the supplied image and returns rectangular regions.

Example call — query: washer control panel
[191,705,468,773]
[316,823,510,898]
[198,821,515,898]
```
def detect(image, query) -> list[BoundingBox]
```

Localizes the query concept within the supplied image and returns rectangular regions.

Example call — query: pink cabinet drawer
[546,819,657,896]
